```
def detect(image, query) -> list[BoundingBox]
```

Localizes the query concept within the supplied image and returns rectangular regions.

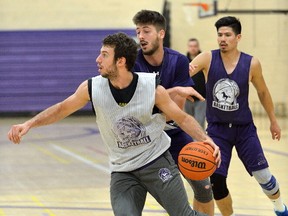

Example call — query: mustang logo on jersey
[113,116,151,149]
[212,78,240,111]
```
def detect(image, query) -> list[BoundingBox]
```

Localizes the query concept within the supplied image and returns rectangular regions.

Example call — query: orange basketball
[178,142,216,180]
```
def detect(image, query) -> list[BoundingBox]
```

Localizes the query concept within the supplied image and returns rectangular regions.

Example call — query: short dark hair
[132,9,166,31]
[215,16,242,35]
[188,38,199,44]
[102,32,138,71]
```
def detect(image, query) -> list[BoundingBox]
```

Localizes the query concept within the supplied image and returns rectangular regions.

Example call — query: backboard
[183,0,217,19]
[198,0,217,18]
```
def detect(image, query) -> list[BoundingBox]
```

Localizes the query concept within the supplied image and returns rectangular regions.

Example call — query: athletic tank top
[206,49,253,124]
[91,73,170,172]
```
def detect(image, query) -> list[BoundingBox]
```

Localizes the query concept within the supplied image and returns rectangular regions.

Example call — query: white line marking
[52,144,110,174]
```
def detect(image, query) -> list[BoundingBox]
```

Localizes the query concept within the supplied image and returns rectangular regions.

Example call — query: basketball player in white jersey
[8,32,221,216]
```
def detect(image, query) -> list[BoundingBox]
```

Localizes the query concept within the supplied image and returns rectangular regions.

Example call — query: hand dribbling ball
[178,142,216,180]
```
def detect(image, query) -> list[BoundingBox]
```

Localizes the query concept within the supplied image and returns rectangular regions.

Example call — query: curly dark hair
[215,16,242,35]
[102,32,138,71]
[132,9,166,32]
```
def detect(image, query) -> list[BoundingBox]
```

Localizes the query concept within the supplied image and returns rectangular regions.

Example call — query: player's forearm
[166,87,186,109]
[25,103,69,129]
[178,115,209,142]
[258,91,277,123]
[166,87,178,100]
[189,61,203,77]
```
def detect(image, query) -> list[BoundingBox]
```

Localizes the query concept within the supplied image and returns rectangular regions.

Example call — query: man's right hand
[8,123,30,144]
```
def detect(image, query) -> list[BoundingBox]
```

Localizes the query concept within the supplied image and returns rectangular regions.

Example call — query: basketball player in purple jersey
[189,16,287,216]
[132,10,215,216]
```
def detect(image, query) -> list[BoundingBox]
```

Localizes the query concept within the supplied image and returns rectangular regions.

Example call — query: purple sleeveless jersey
[206,49,269,177]
[206,49,253,124]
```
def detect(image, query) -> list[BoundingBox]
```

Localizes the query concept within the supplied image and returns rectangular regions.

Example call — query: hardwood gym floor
[0,115,287,216]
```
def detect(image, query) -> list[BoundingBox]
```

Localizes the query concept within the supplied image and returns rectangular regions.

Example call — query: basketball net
[182,2,209,25]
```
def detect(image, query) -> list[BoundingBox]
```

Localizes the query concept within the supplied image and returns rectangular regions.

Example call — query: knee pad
[210,173,229,200]
[252,168,279,196]
[186,178,213,203]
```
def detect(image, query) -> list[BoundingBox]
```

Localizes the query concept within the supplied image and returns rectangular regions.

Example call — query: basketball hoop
[183,3,210,11]
[183,0,217,20]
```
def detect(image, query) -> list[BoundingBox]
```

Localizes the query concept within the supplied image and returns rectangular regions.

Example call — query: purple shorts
[207,122,269,177]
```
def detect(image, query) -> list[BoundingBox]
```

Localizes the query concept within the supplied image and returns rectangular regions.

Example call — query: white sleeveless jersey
[91,73,171,172]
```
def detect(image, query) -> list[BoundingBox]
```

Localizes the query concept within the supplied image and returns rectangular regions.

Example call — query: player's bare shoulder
[74,80,90,101]
[200,50,212,59]
[201,51,212,73]
[249,56,263,82]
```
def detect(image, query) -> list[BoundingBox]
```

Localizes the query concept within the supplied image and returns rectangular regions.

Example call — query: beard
[219,43,229,53]
[220,48,227,53]
[100,64,118,80]
[142,38,160,56]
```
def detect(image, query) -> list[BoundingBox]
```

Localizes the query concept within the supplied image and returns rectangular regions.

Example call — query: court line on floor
[0,205,263,215]
[31,143,70,164]
[31,196,56,216]
[0,127,99,145]
[0,209,6,216]
[51,144,110,174]
[0,205,166,213]
[263,147,288,157]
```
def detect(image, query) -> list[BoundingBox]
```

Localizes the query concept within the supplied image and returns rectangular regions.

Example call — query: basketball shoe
[275,204,288,216]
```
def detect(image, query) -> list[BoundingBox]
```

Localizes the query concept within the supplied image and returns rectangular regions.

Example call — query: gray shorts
[110,151,207,216]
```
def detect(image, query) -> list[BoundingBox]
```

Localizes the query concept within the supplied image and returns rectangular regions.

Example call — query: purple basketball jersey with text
[206,49,253,124]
